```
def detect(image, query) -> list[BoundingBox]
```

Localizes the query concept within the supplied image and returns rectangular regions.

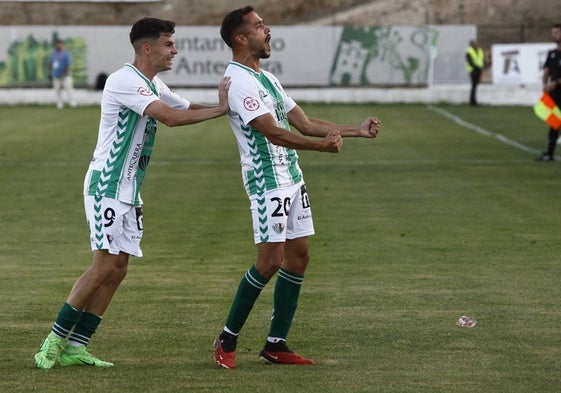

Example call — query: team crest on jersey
[243,96,259,111]
[272,223,285,234]
[137,86,153,96]
[259,89,269,100]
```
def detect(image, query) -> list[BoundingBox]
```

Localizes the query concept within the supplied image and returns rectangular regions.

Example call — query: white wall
[0,24,475,88]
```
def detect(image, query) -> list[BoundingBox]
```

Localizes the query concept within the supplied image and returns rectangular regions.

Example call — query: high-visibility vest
[534,93,561,130]
[466,46,484,72]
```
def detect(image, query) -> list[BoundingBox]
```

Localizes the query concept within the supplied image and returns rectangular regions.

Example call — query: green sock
[68,311,102,346]
[51,302,81,339]
[268,268,304,340]
[225,265,269,334]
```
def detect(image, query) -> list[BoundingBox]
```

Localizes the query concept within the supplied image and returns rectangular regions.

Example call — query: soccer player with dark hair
[34,17,230,369]
[213,6,381,368]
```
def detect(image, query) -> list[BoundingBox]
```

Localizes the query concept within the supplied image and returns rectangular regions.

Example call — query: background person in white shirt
[48,39,76,109]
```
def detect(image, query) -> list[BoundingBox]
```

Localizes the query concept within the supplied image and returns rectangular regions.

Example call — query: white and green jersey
[225,61,303,196]
[84,63,190,205]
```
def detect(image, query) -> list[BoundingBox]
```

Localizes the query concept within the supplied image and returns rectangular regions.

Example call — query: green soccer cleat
[58,345,114,367]
[34,333,64,369]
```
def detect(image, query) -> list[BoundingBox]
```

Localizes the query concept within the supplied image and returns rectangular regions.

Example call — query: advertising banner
[492,43,555,85]
[0,25,473,88]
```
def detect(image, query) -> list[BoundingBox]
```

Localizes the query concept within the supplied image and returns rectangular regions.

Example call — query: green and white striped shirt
[224,61,303,196]
[84,63,190,205]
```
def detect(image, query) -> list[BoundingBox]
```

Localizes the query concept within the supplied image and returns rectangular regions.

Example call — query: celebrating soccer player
[213,6,381,369]
[34,17,230,369]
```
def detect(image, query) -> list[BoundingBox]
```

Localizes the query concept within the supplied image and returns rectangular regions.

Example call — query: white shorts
[84,195,144,257]
[249,181,315,244]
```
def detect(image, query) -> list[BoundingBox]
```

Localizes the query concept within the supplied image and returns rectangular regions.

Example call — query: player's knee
[255,257,282,278]
[112,262,128,281]
[108,256,128,282]
[297,249,310,264]
[86,265,114,286]
[287,246,310,266]
[91,254,128,283]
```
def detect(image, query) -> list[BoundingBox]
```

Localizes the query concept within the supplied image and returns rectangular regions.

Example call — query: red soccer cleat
[259,341,316,365]
[213,337,236,369]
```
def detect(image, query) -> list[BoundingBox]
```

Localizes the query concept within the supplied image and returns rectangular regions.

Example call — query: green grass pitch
[0,103,560,392]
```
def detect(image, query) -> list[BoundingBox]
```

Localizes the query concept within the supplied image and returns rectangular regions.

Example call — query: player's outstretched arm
[250,113,342,153]
[287,104,381,139]
[188,76,231,111]
[144,77,230,127]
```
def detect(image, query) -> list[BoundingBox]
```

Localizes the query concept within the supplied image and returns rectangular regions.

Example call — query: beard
[257,44,271,59]
[259,36,271,59]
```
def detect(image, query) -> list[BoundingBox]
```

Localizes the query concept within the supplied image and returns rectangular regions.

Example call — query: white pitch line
[427,105,542,155]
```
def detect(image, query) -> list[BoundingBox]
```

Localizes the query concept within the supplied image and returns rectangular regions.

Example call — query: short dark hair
[220,6,254,48]
[130,17,176,47]
[553,23,561,29]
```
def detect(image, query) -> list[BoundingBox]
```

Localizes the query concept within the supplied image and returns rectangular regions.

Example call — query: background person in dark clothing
[465,39,485,106]
[536,23,561,161]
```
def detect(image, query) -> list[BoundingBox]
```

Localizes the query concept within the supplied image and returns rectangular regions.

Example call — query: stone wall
[0,0,558,52]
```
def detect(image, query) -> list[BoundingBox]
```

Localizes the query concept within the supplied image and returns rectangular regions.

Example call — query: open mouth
[265,34,271,50]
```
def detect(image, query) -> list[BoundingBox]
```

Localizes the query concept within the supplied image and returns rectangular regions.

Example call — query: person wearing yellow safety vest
[536,23,561,161]
[465,39,485,106]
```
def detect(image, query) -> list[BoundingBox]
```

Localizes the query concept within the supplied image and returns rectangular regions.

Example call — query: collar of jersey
[125,63,159,97]
[229,61,262,76]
